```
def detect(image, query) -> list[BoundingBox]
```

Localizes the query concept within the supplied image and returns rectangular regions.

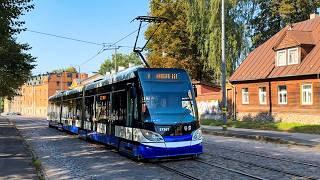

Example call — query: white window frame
[277,50,287,66]
[301,84,312,105]
[259,87,267,104]
[288,47,299,65]
[242,88,249,104]
[278,85,287,104]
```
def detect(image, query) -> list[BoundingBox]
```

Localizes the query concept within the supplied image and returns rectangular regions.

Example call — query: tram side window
[75,98,82,120]
[96,94,110,121]
[55,102,61,120]
[62,101,72,120]
[112,91,127,123]
[85,97,94,121]
[70,99,78,120]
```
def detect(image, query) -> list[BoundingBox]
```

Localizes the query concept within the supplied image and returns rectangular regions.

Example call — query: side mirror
[193,84,198,97]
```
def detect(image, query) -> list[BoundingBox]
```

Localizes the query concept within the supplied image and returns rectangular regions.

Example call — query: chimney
[310,13,319,19]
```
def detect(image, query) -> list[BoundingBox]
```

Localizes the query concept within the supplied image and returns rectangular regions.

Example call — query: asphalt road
[6,116,320,180]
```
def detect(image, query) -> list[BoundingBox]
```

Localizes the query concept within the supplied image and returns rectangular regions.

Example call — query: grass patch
[201,119,320,134]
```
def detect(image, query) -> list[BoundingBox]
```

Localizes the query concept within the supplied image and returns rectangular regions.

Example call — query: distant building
[4,72,88,117]
[230,14,320,124]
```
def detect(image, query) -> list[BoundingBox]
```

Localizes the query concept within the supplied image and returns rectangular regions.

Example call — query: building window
[288,48,298,65]
[57,81,60,86]
[277,50,287,66]
[67,73,72,78]
[259,87,267,104]
[242,88,249,104]
[278,85,287,104]
[301,84,312,105]
[67,82,72,86]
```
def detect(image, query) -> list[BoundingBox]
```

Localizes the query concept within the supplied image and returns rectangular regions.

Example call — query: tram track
[193,159,266,180]
[202,153,317,180]
[156,163,200,180]
[204,142,320,168]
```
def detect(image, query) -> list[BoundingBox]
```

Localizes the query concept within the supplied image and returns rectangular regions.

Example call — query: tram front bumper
[138,141,203,159]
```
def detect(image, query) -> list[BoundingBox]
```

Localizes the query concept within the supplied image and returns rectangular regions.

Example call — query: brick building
[229,14,320,124]
[4,72,88,117]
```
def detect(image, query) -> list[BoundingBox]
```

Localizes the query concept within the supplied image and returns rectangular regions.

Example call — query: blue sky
[17,0,149,75]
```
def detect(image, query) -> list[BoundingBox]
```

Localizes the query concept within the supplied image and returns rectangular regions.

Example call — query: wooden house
[229,14,320,124]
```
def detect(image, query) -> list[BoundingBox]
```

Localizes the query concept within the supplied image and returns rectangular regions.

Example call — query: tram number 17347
[47,66,203,160]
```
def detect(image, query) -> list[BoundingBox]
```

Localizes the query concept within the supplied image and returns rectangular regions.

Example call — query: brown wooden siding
[235,78,320,115]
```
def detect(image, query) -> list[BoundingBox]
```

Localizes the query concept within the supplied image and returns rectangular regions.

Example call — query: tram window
[112,91,127,123]
[62,101,71,120]
[75,98,82,120]
[96,94,110,121]
[85,97,94,121]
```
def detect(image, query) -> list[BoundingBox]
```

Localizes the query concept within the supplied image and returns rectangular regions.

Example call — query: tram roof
[84,65,143,91]
[48,66,188,101]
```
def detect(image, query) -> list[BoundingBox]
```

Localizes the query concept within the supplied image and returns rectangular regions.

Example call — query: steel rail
[204,143,320,168]
[194,159,266,180]
[203,153,317,180]
[156,163,200,180]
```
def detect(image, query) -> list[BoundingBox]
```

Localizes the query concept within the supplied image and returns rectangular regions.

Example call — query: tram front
[136,68,203,159]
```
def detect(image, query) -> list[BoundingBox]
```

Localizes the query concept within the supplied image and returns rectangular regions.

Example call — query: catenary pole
[221,0,227,130]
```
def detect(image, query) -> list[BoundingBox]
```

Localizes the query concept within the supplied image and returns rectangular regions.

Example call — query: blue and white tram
[48,66,203,159]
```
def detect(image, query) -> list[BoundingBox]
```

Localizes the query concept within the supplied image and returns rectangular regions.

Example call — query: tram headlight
[192,129,202,141]
[141,129,164,142]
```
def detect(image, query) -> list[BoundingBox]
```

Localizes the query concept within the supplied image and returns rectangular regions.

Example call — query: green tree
[0,0,35,98]
[98,52,142,75]
[145,0,197,78]
[250,0,320,48]
[146,0,244,82]
[52,66,78,73]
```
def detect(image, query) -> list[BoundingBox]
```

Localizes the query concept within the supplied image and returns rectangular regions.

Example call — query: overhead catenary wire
[26,29,107,46]
[27,23,148,68]
[79,24,148,66]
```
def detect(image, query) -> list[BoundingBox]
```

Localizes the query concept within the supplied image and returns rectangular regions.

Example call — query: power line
[26,29,107,46]
[79,47,106,66]
[79,24,148,66]
[109,23,148,46]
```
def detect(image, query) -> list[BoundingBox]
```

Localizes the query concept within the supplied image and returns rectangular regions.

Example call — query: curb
[7,118,47,180]
[201,128,314,148]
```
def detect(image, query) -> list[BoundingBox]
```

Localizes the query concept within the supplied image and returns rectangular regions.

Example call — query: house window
[288,48,298,65]
[242,88,249,104]
[259,87,267,104]
[67,73,72,78]
[278,85,287,104]
[301,84,312,105]
[277,50,287,66]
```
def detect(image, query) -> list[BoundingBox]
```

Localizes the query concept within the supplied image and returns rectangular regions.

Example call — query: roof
[230,17,320,82]
[273,30,315,50]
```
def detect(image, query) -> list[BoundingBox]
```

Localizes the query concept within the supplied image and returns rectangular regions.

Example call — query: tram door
[126,85,137,128]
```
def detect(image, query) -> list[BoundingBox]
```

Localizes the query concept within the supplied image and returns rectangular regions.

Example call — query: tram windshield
[141,81,197,125]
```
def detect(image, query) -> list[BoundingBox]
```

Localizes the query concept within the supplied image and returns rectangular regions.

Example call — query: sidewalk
[0,117,37,179]
[202,125,320,147]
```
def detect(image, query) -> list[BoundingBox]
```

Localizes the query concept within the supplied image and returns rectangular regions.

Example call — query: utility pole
[114,47,117,72]
[221,0,227,130]
[103,45,120,73]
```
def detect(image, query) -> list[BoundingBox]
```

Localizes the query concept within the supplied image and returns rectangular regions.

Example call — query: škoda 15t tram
[48,66,203,159]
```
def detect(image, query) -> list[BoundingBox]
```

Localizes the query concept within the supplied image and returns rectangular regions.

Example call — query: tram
[47,66,203,159]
